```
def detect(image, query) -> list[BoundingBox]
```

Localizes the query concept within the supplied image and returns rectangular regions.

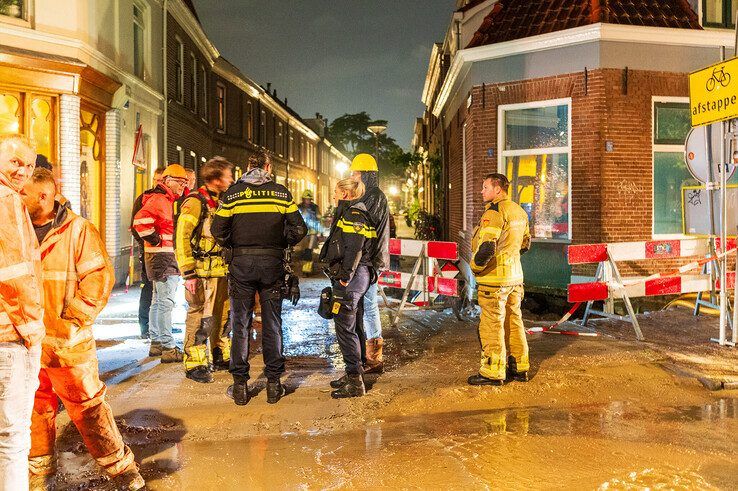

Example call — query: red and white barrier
[379,271,459,297]
[389,238,458,260]
[568,238,736,264]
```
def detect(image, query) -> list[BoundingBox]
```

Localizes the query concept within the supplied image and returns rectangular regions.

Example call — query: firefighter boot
[467,374,504,386]
[28,455,56,491]
[266,380,286,404]
[184,344,213,383]
[364,338,384,374]
[111,467,146,491]
[330,374,366,398]
[506,355,529,382]
[211,337,231,371]
[330,374,349,389]
[231,380,250,406]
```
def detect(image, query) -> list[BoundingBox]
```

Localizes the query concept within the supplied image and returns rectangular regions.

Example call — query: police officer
[468,173,531,386]
[320,177,378,398]
[212,150,306,406]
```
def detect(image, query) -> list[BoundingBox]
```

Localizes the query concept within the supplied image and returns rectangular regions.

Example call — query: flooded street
[56,279,737,489]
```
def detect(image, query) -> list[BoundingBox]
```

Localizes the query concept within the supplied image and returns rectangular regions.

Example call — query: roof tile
[467,0,701,49]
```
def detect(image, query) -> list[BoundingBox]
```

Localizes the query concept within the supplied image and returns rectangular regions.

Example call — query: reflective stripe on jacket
[471,196,531,288]
[0,175,45,346]
[175,187,227,279]
[38,203,114,356]
[320,201,378,283]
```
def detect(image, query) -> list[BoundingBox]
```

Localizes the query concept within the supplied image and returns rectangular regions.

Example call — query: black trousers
[138,253,153,337]
[228,254,285,383]
[333,266,371,375]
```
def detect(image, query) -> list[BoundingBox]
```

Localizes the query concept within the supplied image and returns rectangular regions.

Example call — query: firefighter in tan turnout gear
[21,168,144,490]
[175,158,234,384]
[468,173,531,386]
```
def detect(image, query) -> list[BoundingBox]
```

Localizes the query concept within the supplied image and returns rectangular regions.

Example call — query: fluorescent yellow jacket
[471,195,531,288]
[175,187,227,279]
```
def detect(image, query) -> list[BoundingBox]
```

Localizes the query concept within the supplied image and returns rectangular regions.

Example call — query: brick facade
[450,68,705,284]
[59,94,81,215]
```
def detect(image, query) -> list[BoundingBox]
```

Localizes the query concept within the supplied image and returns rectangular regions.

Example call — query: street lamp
[367,124,387,164]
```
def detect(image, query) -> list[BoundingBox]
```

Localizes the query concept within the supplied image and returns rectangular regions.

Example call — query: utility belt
[223,246,284,263]
[192,250,222,260]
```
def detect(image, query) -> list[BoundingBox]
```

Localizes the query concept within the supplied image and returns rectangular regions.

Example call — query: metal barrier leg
[392,245,426,327]
[608,255,644,341]
[581,262,602,327]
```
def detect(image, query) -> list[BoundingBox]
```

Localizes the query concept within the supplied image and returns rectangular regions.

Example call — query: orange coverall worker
[471,195,531,381]
[28,202,137,479]
[0,172,44,489]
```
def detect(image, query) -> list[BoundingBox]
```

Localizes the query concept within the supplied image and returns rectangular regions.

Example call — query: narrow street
[52,280,738,490]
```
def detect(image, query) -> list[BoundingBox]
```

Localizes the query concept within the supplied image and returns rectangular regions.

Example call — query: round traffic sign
[684,123,736,183]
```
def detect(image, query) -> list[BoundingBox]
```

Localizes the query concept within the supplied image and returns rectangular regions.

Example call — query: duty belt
[231,247,284,259]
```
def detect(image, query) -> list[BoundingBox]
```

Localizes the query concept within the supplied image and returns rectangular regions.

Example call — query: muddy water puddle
[58,399,738,490]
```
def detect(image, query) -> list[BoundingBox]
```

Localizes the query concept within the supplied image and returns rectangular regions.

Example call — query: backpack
[173,188,216,258]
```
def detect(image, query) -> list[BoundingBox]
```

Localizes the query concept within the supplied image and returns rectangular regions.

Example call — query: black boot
[211,347,230,371]
[330,374,349,389]
[230,381,250,406]
[266,380,285,404]
[330,374,365,398]
[467,374,504,386]
[186,365,214,384]
[506,356,529,382]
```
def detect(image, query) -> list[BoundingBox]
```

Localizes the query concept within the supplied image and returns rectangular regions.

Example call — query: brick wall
[104,109,121,257]
[447,68,704,282]
[59,94,81,214]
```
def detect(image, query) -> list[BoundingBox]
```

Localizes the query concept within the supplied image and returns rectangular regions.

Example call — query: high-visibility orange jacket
[38,202,114,359]
[0,173,45,347]
[132,184,177,252]
[133,184,180,281]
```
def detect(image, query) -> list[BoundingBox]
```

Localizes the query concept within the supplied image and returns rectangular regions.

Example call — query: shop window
[704,0,736,28]
[0,92,56,165]
[80,108,104,234]
[499,100,571,240]
[0,93,21,134]
[246,101,253,141]
[30,98,52,162]
[0,0,24,19]
[216,83,226,131]
[133,3,146,79]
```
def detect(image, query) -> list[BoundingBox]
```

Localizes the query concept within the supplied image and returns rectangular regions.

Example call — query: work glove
[286,273,300,306]
[473,241,496,267]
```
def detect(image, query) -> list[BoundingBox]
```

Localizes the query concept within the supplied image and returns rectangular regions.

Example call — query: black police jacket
[319,200,378,283]
[360,180,390,271]
[211,168,307,251]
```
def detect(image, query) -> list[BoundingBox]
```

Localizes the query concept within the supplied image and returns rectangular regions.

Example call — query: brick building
[415,0,737,291]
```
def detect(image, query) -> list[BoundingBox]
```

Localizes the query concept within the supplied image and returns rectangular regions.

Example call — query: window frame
[200,64,208,122]
[0,0,30,26]
[652,96,693,239]
[174,37,184,104]
[497,97,573,243]
[132,2,146,80]
[216,82,226,132]
[190,53,197,113]
[702,0,736,28]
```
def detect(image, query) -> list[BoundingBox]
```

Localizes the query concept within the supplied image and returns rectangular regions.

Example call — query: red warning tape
[525,302,589,337]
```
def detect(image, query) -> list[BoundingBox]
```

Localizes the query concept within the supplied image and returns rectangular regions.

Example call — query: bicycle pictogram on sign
[706,65,731,92]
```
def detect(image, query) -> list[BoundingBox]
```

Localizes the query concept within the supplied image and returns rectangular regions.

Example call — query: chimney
[273,89,278,99]
[316,112,320,119]
[267,82,272,92]
[285,98,288,105]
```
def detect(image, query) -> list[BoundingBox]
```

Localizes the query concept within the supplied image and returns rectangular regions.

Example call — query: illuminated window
[704,0,736,28]
[175,38,184,103]
[190,53,197,113]
[0,0,24,19]
[499,99,571,240]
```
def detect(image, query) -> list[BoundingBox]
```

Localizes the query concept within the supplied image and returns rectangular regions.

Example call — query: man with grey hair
[0,134,45,489]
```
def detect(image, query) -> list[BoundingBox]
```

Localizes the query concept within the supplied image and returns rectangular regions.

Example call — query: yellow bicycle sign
[690,57,738,127]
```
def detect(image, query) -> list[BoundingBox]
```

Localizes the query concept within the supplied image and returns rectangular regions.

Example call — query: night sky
[192,0,455,149]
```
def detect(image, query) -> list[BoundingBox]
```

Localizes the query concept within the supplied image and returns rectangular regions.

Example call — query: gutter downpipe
[162,0,168,166]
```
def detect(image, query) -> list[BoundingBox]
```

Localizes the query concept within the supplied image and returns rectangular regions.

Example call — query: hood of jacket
[360,171,379,191]
[142,183,177,206]
[239,167,273,186]
[50,199,71,230]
